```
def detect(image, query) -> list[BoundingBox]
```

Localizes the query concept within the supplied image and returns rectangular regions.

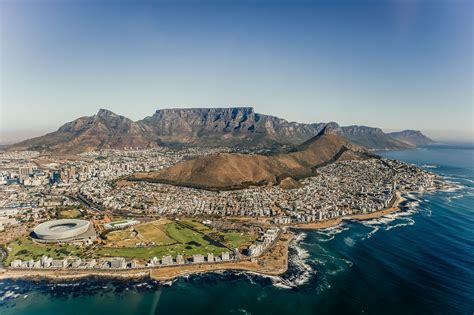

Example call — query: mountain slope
[8,107,431,153]
[387,130,435,146]
[340,125,414,150]
[127,125,370,190]
[9,109,157,153]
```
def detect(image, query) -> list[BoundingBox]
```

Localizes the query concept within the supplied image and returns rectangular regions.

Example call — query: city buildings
[1,147,442,273]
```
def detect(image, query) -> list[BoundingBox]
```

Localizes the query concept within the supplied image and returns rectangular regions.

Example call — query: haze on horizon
[0,0,472,144]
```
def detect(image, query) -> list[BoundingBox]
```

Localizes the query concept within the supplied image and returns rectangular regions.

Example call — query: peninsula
[0,111,443,282]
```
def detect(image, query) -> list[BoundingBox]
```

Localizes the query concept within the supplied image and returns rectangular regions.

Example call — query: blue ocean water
[1,145,473,315]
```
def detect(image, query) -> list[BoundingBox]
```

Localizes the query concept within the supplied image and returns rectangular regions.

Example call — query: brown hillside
[128,127,369,190]
[8,109,157,153]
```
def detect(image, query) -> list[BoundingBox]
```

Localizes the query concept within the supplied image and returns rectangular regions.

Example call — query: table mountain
[8,107,432,153]
[138,107,326,147]
[138,107,414,150]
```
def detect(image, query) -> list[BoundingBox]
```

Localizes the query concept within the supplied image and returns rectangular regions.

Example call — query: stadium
[33,219,97,243]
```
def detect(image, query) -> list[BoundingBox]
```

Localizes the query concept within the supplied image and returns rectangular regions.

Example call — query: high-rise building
[221,252,230,261]
[50,171,61,184]
[69,166,76,178]
[161,255,173,265]
[18,165,33,176]
[192,254,205,264]
[176,255,185,265]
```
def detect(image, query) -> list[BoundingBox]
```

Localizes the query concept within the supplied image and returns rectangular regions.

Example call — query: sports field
[59,209,82,219]
[98,218,255,261]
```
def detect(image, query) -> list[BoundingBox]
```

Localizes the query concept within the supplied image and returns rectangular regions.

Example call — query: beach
[295,191,405,229]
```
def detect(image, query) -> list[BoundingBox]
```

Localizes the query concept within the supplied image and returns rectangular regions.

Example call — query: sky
[1,0,473,143]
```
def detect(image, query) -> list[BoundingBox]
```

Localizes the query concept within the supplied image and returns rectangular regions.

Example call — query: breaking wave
[314,224,349,242]
[270,232,314,289]
[421,164,438,169]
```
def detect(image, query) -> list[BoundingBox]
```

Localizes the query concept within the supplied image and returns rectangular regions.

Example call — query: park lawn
[179,219,213,233]
[59,209,82,219]
[164,221,207,244]
[5,237,85,265]
[106,229,135,243]
[106,220,177,247]
[98,219,256,262]
[175,219,256,249]
[135,222,175,245]
[221,231,256,249]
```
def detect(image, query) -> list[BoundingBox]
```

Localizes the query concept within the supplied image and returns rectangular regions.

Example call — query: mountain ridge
[8,107,432,153]
[387,130,435,146]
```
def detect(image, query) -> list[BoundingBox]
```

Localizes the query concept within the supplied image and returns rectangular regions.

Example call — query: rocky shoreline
[0,231,294,282]
[1,186,443,284]
[0,193,409,283]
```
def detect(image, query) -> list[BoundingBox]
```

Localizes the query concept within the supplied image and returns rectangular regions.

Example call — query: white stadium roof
[34,219,91,241]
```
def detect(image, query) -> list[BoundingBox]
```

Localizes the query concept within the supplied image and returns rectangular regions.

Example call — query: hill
[127,125,371,190]
[8,109,157,153]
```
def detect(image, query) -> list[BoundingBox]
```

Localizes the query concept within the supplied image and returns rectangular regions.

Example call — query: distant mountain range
[8,107,433,153]
[386,130,435,147]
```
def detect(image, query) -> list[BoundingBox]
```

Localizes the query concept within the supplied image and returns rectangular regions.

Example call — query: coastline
[0,269,150,281]
[150,231,293,281]
[294,191,406,230]
[0,232,294,282]
[0,192,407,282]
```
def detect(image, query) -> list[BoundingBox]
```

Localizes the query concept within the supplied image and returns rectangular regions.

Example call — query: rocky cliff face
[139,107,325,146]
[340,125,414,150]
[140,108,414,150]
[387,130,435,147]
[8,107,433,153]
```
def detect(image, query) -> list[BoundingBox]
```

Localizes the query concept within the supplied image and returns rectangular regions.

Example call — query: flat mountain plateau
[8,107,433,153]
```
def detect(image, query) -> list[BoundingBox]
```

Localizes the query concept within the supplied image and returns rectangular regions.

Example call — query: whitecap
[266,232,316,289]
[343,237,355,247]
[1,290,20,301]
[385,218,415,231]
[314,224,349,242]
[365,225,379,239]
[271,281,294,290]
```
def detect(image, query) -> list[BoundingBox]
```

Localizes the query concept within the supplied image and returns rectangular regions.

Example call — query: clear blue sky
[1,0,472,143]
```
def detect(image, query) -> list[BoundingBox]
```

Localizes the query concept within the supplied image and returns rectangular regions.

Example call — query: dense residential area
[0,147,443,273]
[1,148,439,227]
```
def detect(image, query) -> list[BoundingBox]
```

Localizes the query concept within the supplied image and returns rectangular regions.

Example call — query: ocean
[1,145,473,315]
